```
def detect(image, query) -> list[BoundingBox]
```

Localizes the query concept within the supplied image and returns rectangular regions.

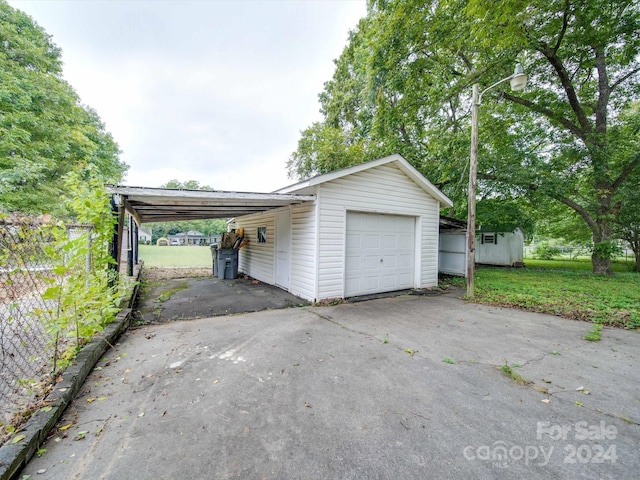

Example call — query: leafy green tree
[289,0,640,274]
[0,2,127,214]
[161,179,212,190]
[286,122,368,179]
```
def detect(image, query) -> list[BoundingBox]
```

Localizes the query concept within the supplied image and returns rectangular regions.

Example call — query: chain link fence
[0,215,93,422]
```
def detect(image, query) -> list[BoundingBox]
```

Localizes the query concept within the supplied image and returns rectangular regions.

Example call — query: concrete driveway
[22,292,640,479]
[135,274,310,323]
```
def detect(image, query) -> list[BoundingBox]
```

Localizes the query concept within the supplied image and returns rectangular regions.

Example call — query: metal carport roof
[107,185,315,224]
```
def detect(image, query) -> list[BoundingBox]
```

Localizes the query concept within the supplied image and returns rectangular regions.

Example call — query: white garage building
[232,154,453,302]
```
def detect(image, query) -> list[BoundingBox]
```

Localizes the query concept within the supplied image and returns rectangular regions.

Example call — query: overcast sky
[9,0,366,192]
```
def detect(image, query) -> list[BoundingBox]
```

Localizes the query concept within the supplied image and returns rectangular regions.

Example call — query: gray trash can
[213,247,238,279]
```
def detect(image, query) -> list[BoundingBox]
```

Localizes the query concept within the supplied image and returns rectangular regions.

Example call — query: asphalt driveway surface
[135,275,309,323]
[22,293,640,479]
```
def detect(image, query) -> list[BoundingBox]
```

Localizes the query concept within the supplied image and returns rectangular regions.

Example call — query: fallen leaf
[97,397,107,401]
[75,431,88,440]
[40,406,53,412]
[86,398,96,403]
[576,386,584,391]
[541,399,550,404]
[541,378,552,384]
[575,401,583,407]
[124,369,131,374]
[37,468,47,474]
[11,434,26,444]
[213,379,219,384]
[138,412,145,417]
[59,424,72,431]
[304,401,312,408]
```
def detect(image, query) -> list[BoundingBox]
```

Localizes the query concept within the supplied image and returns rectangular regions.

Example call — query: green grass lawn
[444,259,640,328]
[524,256,634,273]
[139,245,213,267]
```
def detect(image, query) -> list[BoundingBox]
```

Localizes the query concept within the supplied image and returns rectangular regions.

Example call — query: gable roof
[275,154,453,208]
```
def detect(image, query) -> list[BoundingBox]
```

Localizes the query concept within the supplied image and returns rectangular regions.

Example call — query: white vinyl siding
[289,203,317,301]
[316,163,440,300]
[235,211,276,285]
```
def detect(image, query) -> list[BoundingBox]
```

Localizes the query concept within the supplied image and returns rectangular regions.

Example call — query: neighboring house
[138,226,152,243]
[167,231,220,246]
[438,221,525,276]
[232,154,453,302]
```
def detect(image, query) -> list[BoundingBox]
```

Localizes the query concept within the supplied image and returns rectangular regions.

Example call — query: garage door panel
[364,276,379,290]
[382,235,398,249]
[364,255,380,270]
[381,255,398,268]
[397,235,413,249]
[345,212,415,297]
[346,233,361,249]
[365,235,380,249]
[381,274,398,288]
[397,254,413,268]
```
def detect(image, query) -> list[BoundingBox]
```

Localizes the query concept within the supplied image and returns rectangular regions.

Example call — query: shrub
[533,243,562,260]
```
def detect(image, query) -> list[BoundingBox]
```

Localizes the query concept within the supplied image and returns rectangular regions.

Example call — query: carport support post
[109,195,120,285]
[127,214,134,277]
[133,222,139,265]
[467,83,479,298]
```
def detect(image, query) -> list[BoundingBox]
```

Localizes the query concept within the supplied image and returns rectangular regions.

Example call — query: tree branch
[612,154,640,191]
[552,0,571,52]
[553,195,598,232]
[503,92,586,140]
[537,43,593,135]
[594,45,610,134]
[611,66,640,91]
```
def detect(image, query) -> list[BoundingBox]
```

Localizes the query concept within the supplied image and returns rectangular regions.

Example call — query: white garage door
[345,212,415,297]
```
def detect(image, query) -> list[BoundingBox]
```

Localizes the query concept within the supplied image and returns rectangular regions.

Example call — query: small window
[257,226,267,243]
[481,233,496,245]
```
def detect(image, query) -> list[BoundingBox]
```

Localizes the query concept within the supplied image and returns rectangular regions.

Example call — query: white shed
[438,222,525,277]
[233,154,453,302]
[476,227,525,267]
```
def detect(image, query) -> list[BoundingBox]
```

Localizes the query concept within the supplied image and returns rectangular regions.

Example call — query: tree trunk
[591,217,613,275]
[591,253,612,275]
[631,239,640,273]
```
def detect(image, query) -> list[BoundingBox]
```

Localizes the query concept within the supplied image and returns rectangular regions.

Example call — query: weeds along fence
[0,215,95,422]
